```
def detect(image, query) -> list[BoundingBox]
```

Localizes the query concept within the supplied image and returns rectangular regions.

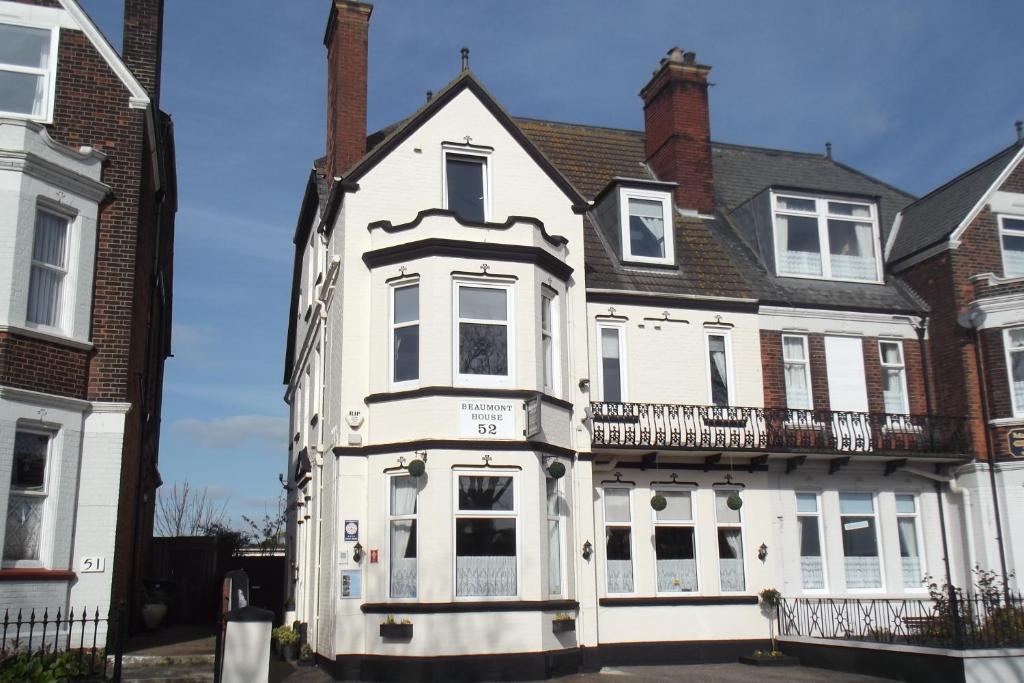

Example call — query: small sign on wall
[340,570,361,599]
[344,520,359,542]
[523,394,542,438]
[79,557,104,573]
[1008,429,1024,458]
[459,400,516,439]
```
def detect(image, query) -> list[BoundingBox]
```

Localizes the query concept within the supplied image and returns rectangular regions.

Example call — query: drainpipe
[970,324,1011,600]
[934,480,963,647]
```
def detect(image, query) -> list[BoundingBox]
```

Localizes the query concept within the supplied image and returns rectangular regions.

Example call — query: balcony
[590,403,970,458]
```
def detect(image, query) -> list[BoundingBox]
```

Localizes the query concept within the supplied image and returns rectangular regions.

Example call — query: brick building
[0,0,175,627]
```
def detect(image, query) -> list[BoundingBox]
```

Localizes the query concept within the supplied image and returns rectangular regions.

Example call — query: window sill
[0,568,75,582]
[599,595,757,607]
[0,324,92,351]
[360,599,578,614]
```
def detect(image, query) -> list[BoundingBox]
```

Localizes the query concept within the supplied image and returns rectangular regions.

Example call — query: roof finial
[825,141,833,160]
[460,47,469,72]
[1016,120,1023,144]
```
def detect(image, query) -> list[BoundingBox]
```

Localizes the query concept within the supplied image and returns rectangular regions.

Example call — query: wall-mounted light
[758,543,768,562]
[578,378,590,392]
[582,540,593,561]
[353,542,364,563]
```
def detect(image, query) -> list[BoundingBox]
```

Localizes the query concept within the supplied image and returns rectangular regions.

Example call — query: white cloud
[171,414,286,450]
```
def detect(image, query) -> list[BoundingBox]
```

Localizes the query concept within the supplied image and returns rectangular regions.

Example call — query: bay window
[546,477,564,596]
[455,282,511,386]
[840,492,882,590]
[796,492,826,590]
[541,290,557,393]
[783,335,812,409]
[27,208,70,329]
[1005,328,1024,416]
[455,474,517,597]
[603,488,633,593]
[715,490,745,592]
[388,476,417,598]
[0,23,57,120]
[999,216,1024,278]
[896,494,924,590]
[598,324,626,402]
[879,341,908,414]
[654,489,697,593]
[773,194,880,282]
[391,283,419,385]
[4,430,50,565]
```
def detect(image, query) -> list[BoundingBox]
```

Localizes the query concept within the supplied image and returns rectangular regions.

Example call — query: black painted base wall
[780,640,966,683]
[321,639,769,681]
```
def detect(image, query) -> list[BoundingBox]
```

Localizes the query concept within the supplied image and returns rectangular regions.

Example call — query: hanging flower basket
[727,492,743,510]
[650,494,668,511]
[547,461,566,479]
[407,459,426,477]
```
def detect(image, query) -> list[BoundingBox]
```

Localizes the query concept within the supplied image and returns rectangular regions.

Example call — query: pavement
[269,661,890,682]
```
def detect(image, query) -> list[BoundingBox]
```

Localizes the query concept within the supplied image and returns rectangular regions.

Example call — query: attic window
[773,193,881,283]
[444,149,489,223]
[619,188,674,265]
[999,216,1024,278]
[0,22,57,122]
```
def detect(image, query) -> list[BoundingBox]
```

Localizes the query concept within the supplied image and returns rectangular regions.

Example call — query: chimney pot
[682,51,696,65]
[1016,120,1023,143]
[825,142,833,160]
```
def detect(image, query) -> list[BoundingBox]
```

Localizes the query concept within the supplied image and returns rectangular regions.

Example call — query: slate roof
[515,118,924,313]
[888,142,1023,264]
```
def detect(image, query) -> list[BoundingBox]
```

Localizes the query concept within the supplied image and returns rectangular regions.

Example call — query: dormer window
[619,189,674,265]
[999,216,1024,278]
[443,146,490,223]
[0,22,58,121]
[773,193,881,283]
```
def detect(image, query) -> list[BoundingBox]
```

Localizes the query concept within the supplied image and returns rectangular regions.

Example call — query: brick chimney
[122,0,165,104]
[640,47,714,215]
[324,1,372,185]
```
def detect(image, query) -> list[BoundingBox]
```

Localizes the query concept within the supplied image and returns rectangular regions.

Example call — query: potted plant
[298,644,315,667]
[379,615,413,639]
[552,613,576,633]
[739,588,798,667]
[273,625,300,661]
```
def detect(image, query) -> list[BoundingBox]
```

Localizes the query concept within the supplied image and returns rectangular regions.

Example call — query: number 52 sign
[459,401,516,439]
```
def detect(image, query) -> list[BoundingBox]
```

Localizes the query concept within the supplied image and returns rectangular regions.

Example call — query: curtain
[548,519,561,595]
[777,214,823,276]
[1012,350,1024,409]
[883,368,906,413]
[799,517,824,589]
[785,362,811,409]
[628,198,665,258]
[719,529,745,591]
[27,211,67,327]
[709,337,729,406]
[829,222,876,280]
[607,560,634,593]
[657,559,697,592]
[844,557,882,589]
[456,556,516,596]
[4,494,43,561]
[601,329,622,402]
[898,518,922,588]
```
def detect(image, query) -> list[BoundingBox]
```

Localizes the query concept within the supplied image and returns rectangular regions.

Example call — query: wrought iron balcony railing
[590,402,970,456]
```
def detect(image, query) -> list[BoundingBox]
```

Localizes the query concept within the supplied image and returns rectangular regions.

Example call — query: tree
[240,491,286,555]
[155,482,229,537]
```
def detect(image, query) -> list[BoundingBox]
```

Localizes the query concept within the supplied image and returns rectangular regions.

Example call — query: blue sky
[77,1,1023,527]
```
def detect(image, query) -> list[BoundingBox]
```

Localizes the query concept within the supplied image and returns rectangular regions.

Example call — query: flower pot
[379,623,413,639]
[280,643,299,661]
[141,602,168,630]
[552,619,576,633]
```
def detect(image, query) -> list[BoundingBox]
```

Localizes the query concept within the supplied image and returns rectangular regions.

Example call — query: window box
[552,617,576,633]
[379,622,413,639]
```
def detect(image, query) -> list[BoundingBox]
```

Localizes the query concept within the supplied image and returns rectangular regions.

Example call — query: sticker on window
[843,521,869,531]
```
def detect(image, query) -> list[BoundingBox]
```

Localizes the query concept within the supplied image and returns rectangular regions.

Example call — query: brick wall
[325,1,371,185]
[759,330,785,409]
[0,332,88,398]
[981,327,1012,420]
[808,335,831,412]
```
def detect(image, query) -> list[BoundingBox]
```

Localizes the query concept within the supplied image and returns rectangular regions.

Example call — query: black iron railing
[778,595,1024,649]
[590,403,970,456]
[0,605,119,680]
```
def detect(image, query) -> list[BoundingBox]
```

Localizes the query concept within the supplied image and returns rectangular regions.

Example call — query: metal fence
[0,605,121,680]
[779,595,1024,649]
[590,402,970,456]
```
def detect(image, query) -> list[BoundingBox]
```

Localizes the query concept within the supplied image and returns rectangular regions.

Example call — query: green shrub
[272,625,299,645]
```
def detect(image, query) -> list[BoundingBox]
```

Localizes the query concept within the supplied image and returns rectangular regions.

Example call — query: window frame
[1004,327,1024,418]
[771,191,883,284]
[545,475,566,598]
[705,329,735,408]
[602,486,636,596]
[389,280,420,389]
[0,20,59,123]
[839,491,885,593]
[386,473,418,600]
[998,215,1024,279]
[714,489,747,594]
[596,322,628,402]
[26,206,72,332]
[879,340,910,414]
[795,491,828,593]
[4,427,53,569]
[540,287,559,396]
[442,145,491,223]
[895,493,927,593]
[618,187,675,265]
[451,470,519,600]
[782,334,813,410]
[452,279,514,388]
[651,486,700,595]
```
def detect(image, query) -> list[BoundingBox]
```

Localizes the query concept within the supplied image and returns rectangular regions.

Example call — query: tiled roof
[888,142,1022,264]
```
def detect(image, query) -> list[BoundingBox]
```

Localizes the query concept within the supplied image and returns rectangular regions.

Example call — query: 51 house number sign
[459,400,516,439]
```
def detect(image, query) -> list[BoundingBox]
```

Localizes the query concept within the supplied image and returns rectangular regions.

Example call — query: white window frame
[879,340,910,414]
[1004,327,1024,418]
[540,288,559,395]
[596,322,627,402]
[387,474,418,600]
[619,187,675,265]
[652,486,700,595]
[546,475,566,598]
[771,192,883,284]
[839,491,885,593]
[389,281,420,389]
[895,493,927,593]
[3,427,53,569]
[782,334,813,410]
[602,486,635,595]
[0,20,59,123]
[453,279,514,388]
[998,215,1024,279]
[442,145,492,223]
[705,329,735,408]
[714,489,747,594]
[795,491,828,593]
[26,206,72,332]
[452,470,519,600]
